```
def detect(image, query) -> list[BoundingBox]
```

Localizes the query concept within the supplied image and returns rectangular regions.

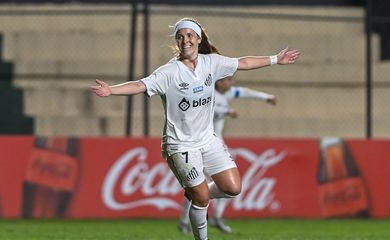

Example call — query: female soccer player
[91,17,300,240]
[178,76,276,234]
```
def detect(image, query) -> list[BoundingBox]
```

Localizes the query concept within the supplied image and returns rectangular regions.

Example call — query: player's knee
[188,190,210,207]
[224,184,241,197]
[191,196,210,208]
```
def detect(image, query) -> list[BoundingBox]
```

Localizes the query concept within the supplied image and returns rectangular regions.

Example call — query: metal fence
[0,3,388,138]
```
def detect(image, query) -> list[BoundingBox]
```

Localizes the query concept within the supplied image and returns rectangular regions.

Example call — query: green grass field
[1,219,389,240]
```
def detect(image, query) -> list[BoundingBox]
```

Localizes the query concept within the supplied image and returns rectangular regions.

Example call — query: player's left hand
[277,48,301,65]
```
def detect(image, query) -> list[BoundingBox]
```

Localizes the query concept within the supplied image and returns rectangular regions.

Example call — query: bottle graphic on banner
[21,136,79,218]
[317,137,369,217]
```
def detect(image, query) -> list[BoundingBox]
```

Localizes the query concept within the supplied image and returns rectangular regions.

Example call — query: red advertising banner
[0,136,389,219]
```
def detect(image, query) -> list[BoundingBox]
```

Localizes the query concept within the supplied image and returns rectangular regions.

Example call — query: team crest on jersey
[193,85,203,94]
[186,167,199,180]
[178,82,189,90]
[204,74,212,86]
[178,98,190,111]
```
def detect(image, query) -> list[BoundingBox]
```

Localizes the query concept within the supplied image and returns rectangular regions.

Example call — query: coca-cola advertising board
[0,136,389,219]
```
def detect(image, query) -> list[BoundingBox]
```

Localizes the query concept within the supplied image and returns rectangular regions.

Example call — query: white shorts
[166,136,237,188]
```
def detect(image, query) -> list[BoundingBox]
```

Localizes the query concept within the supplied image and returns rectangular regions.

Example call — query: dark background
[0,0,366,6]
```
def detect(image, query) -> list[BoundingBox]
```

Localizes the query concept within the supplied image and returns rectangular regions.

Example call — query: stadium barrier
[0,136,389,219]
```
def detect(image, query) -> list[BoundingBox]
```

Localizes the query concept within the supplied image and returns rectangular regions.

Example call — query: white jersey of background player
[214,77,276,139]
[178,76,276,234]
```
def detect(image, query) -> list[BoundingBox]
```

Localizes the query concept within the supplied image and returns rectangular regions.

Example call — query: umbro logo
[179,82,189,90]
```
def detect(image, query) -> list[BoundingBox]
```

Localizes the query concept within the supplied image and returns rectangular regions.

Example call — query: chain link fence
[0,3,388,138]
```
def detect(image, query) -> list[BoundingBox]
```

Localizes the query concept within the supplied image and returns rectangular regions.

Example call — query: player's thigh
[203,136,237,177]
[166,149,205,188]
[211,167,241,196]
[202,137,241,195]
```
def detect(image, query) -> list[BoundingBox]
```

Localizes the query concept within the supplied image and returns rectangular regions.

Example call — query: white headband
[174,20,202,38]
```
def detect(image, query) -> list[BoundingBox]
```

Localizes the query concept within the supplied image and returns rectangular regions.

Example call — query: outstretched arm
[91,79,146,97]
[236,87,276,105]
[238,48,300,70]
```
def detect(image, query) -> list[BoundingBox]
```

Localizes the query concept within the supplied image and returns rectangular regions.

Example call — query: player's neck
[181,56,198,71]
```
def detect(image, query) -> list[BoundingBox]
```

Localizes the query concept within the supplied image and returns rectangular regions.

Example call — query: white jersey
[142,54,239,154]
[214,86,273,139]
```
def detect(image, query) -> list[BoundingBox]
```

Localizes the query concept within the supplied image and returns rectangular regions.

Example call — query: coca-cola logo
[102,147,287,212]
[102,147,181,210]
[323,184,362,205]
[33,158,71,179]
[229,148,286,211]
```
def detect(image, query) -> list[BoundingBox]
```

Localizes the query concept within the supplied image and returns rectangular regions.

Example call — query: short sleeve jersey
[142,54,238,154]
[213,86,241,139]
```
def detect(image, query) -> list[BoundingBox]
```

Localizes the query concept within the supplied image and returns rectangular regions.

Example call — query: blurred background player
[178,75,276,233]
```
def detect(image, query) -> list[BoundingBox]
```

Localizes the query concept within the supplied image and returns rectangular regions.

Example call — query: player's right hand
[91,79,112,97]
[267,96,277,105]
[227,109,238,118]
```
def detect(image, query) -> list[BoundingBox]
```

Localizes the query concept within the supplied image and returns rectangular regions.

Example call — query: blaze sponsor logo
[178,97,212,111]
[178,98,190,111]
[192,96,212,107]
